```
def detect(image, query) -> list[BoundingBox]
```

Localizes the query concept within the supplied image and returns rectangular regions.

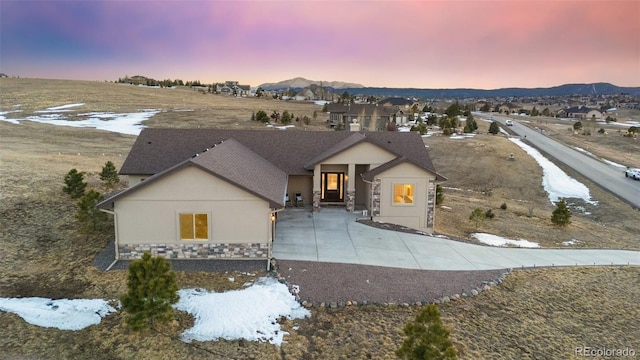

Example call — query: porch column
[313,164,321,212]
[346,163,356,212]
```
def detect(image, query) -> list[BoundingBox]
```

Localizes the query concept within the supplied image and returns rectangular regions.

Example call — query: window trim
[177,212,210,241]
[392,183,415,206]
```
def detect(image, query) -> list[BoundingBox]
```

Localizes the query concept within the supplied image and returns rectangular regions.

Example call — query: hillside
[259,77,364,90]
[264,81,640,98]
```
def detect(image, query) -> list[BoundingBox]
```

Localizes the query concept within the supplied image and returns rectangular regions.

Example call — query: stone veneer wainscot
[118,243,269,260]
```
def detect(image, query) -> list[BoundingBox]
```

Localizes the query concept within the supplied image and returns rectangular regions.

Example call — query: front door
[321,172,344,202]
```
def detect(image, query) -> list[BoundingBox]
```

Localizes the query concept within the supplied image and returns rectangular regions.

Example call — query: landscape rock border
[271,258,511,309]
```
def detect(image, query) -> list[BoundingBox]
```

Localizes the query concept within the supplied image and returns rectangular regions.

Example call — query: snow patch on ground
[0,103,159,135]
[174,277,310,345]
[450,134,475,139]
[471,233,540,248]
[509,138,596,205]
[602,158,626,168]
[0,278,309,346]
[561,239,580,246]
[270,124,295,130]
[574,146,595,157]
[0,298,116,330]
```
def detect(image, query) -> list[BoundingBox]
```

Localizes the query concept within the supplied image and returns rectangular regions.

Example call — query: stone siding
[118,242,269,260]
[426,179,435,228]
[371,178,381,216]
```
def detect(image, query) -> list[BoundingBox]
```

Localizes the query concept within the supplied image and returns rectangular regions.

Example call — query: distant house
[216,81,251,96]
[98,129,445,263]
[498,102,519,114]
[377,97,415,109]
[558,106,603,120]
[326,103,408,129]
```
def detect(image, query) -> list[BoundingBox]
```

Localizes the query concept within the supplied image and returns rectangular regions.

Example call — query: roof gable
[362,156,447,182]
[100,138,287,209]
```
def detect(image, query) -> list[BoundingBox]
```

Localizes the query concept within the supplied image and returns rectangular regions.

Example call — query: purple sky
[1,1,638,89]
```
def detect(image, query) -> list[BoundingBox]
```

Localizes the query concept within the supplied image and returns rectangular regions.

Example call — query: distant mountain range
[259,78,640,97]
[259,77,364,90]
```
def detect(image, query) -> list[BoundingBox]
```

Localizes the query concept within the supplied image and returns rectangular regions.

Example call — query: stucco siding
[321,142,396,165]
[374,162,437,232]
[127,175,147,187]
[114,166,271,246]
[286,175,312,205]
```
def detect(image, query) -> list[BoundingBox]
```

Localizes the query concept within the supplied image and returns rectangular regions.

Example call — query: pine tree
[551,198,572,226]
[63,168,87,199]
[121,252,180,331]
[396,304,457,360]
[488,121,500,135]
[469,208,485,229]
[76,190,108,232]
[100,161,120,186]
[281,110,292,125]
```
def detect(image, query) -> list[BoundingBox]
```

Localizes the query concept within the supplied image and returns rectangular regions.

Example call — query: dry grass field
[425,122,640,249]
[1,78,638,359]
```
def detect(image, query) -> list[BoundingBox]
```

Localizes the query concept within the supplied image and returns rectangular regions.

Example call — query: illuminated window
[179,213,209,241]
[327,173,338,190]
[393,184,414,205]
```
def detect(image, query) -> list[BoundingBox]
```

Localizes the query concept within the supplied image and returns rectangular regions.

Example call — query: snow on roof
[509,138,596,205]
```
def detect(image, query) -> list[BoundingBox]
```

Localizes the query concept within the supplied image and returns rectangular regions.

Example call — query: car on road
[505,120,514,126]
[625,168,640,180]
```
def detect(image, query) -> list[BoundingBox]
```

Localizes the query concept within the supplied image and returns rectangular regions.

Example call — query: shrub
[100,161,120,186]
[500,202,507,210]
[63,168,87,199]
[573,121,583,131]
[396,304,457,360]
[597,128,606,134]
[551,198,572,227]
[255,110,269,123]
[436,185,444,205]
[121,252,180,331]
[485,209,495,219]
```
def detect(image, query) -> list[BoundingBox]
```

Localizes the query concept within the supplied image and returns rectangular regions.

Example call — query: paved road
[477,113,640,209]
[273,209,640,271]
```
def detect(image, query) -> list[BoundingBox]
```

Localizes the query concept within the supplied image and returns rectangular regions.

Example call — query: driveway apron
[272,208,640,270]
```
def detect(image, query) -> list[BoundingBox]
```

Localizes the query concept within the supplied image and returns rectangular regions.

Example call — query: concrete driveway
[272,208,640,270]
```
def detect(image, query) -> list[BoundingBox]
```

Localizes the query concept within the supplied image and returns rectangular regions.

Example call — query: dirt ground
[1,78,638,359]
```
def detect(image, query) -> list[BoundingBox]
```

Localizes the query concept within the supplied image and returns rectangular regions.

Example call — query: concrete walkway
[272,208,640,270]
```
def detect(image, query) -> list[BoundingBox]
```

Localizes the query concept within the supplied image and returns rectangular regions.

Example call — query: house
[98,129,445,263]
[498,102,519,114]
[558,106,603,120]
[326,103,408,129]
[377,97,415,109]
[216,81,251,96]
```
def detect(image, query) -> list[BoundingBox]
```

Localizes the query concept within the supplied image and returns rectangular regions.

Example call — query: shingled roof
[100,138,287,209]
[120,129,443,180]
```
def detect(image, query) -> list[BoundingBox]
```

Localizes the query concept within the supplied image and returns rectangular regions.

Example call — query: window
[179,213,209,241]
[393,184,414,205]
